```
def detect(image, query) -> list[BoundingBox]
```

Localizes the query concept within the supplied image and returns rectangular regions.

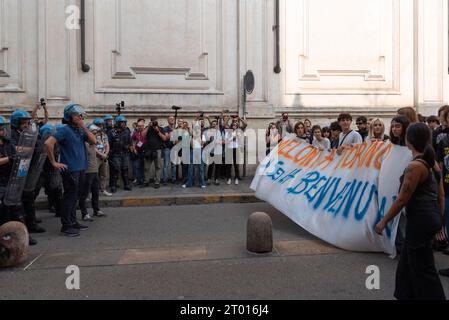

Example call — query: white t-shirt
[192,133,206,149]
[312,138,331,150]
[225,130,241,149]
[338,130,363,147]
[205,128,223,155]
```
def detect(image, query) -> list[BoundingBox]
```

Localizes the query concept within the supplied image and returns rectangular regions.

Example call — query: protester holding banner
[337,113,363,154]
[311,125,330,150]
[368,119,390,142]
[329,121,342,149]
[356,116,369,142]
[388,116,411,253]
[375,123,446,300]
[304,119,313,143]
[293,122,308,143]
[321,127,331,141]
[390,116,410,147]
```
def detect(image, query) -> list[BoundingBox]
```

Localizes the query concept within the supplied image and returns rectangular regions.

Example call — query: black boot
[122,169,131,191]
[28,224,46,234]
[29,236,37,246]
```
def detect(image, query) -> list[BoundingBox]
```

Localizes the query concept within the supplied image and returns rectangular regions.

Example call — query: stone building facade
[1,0,448,128]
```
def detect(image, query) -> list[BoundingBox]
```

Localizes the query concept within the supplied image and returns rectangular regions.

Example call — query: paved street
[1,202,448,300]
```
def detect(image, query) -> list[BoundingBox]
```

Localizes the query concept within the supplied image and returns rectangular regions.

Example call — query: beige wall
[0,0,448,126]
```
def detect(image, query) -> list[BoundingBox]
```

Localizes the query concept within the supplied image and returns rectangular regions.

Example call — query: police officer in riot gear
[9,110,46,237]
[34,124,63,218]
[108,115,132,193]
[0,116,17,226]
[104,115,115,134]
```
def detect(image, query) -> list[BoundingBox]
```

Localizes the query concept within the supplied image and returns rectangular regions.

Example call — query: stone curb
[35,193,262,210]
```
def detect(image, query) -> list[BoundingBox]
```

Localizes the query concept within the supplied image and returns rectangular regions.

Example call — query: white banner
[251,135,412,256]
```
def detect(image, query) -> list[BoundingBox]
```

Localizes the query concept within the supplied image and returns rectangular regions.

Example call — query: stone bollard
[247,212,273,253]
[0,222,29,268]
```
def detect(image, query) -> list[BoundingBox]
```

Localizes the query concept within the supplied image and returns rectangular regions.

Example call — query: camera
[116,101,125,113]
[40,98,46,108]
[152,121,159,128]
[172,105,181,111]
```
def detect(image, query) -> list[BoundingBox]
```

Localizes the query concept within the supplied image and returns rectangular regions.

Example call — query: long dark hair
[390,116,410,146]
[406,122,435,167]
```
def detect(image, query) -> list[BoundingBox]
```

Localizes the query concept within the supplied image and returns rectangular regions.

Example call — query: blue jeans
[79,172,100,216]
[61,171,84,229]
[132,153,145,185]
[162,148,176,182]
[185,149,205,187]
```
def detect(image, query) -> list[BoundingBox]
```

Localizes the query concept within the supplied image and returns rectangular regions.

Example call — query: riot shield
[4,123,39,206]
[23,137,48,193]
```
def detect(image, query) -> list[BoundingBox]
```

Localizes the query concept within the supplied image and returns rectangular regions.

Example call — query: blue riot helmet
[93,118,105,126]
[104,114,114,129]
[0,116,8,126]
[0,116,10,139]
[39,124,55,139]
[63,104,86,123]
[115,115,127,123]
[88,123,100,133]
[10,109,32,130]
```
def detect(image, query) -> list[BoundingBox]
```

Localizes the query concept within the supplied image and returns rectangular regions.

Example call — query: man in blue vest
[45,104,97,237]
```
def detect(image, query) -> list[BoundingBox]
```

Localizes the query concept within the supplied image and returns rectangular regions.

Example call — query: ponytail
[422,143,436,168]
[406,123,435,167]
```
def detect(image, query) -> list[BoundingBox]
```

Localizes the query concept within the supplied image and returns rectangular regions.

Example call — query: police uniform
[10,129,45,233]
[108,125,132,191]
[0,137,19,225]
[34,126,63,217]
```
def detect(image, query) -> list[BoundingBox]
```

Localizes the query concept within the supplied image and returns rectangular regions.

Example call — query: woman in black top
[389,116,411,253]
[376,123,446,300]
[390,116,410,146]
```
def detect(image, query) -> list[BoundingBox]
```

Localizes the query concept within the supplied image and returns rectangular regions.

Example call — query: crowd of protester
[1,102,449,297]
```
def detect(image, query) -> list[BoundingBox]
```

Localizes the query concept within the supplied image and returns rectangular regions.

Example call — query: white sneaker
[102,190,112,197]
[201,185,206,189]
[235,179,239,185]
[227,179,231,185]
[182,184,187,188]
[82,214,94,222]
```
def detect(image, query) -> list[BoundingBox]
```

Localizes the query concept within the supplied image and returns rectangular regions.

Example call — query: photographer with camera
[203,117,223,185]
[183,115,206,189]
[162,116,177,185]
[131,119,146,187]
[142,117,168,189]
[31,99,49,128]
